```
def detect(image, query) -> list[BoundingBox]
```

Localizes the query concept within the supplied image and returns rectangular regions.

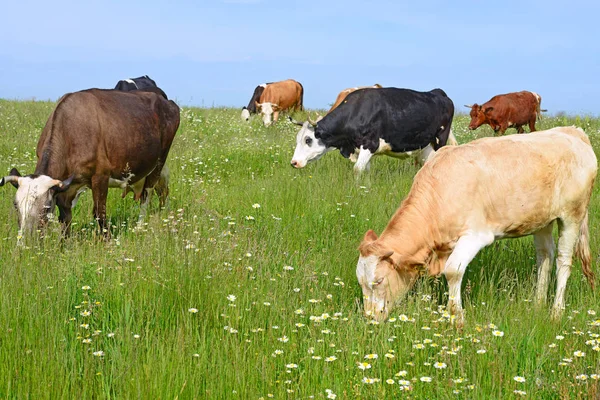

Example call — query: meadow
[0,98,599,399]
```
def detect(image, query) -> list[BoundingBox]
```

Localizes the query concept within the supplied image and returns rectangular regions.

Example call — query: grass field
[0,99,599,399]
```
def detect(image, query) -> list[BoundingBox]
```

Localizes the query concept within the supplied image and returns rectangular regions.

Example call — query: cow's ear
[271,103,280,111]
[484,106,494,114]
[364,229,378,243]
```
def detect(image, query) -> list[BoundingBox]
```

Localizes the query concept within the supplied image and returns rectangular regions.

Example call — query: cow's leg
[499,123,508,135]
[551,220,579,318]
[91,175,109,236]
[534,223,555,305]
[137,188,153,225]
[155,167,170,209]
[517,125,525,134]
[56,195,74,236]
[416,144,435,166]
[529,118,537,132]
[354,146,373,174]
[273,111,280,123]
[444,232,494,326]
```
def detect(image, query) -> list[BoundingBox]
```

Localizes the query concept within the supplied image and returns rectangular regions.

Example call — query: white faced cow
[254,79,304,126]
[290,88,457,173]
[357,127,597,325]
[1,89,180,238]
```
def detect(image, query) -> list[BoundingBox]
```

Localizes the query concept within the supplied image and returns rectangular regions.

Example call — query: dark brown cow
[0,89,180,237]
[328,84,382,113]
[254,79,303,126]
[465,91,543,135]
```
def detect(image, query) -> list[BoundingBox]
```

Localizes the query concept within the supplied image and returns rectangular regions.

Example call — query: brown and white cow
[357,126,596,324]
[0,89,180,237]
[255,79,303,126]
[327,84,382,113]
[465,91,544,135]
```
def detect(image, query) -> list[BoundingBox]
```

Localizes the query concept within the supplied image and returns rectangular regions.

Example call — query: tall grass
[0,99,598,399]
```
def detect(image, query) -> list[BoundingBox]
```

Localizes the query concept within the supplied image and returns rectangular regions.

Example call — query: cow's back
[35,89,180,182]
[260,79,303,109]
[421,127,596,237]
[485,91,537,120]
[317,88,454,153]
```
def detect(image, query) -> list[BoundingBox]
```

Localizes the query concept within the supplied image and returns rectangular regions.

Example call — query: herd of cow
[0,75,596,325]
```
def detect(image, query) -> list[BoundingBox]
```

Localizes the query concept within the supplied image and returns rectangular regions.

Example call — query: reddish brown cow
[465,91,543,135]
[255,79,303,126]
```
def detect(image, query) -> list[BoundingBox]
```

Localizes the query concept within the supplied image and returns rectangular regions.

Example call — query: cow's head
[356,230,419,321]
[255,101,280,126]
[465,104,493,130]
[0,168,73,235]
[289,116,329,168]
[241,107,250,121]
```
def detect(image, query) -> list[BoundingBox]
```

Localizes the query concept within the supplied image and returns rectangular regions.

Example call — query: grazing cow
[328,84,382,113]
[114,75,168,99]
[356,127,596,324]
[465,91,543,135]
[0,89,180,237]
[290,88,456,173]
[254,79,304,126]
[241,83,272,121]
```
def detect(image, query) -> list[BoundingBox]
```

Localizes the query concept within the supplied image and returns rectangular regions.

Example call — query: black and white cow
[114,75,168,99]
[290,88,456,173]
[241,83,272,121]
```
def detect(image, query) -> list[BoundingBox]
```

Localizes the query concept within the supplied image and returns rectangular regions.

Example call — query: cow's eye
[372,277,384,286]
[305,137,313,146]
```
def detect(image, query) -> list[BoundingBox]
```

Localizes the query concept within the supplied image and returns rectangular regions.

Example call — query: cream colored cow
[356,126,597,324]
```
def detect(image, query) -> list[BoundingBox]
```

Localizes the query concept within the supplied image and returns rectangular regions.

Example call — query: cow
[465,91,544,135]
[290,88,457,173]
[0,89,180,238]
[241,83,272,121]
[254,79,304,126]
[356,126,596,325]
[114,75,168,100]
[328,84,382,113]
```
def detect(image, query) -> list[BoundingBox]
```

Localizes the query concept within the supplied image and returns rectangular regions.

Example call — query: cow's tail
[532,92,543,120]
[576,211,595,289]
[298,82,304,111]
[446,129,458,146]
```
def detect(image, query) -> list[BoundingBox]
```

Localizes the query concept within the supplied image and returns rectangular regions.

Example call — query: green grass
[0,99,599,399]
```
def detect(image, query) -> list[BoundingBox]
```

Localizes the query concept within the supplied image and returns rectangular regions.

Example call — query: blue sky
[1,0,598,114]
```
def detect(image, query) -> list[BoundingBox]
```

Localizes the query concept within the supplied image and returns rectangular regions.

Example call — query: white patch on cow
[257,102,276,126]
[290,122,332,168]
[356,255,378,287]
[259,83,267,88]
[14,175,61,233]
[375,138,415,159]
[356,255,386,314]
[241,108,250,121]
[354,147,373,173]
[375,139,435,166]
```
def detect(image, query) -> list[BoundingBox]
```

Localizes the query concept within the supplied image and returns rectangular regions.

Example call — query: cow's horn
[0,175,19,187]
[288,116,304,126]
[464,104,474,108]
[307,115,318,126]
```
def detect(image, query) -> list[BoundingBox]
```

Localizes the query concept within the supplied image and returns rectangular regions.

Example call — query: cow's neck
[378,192,442,267]
[35,140,67,179]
